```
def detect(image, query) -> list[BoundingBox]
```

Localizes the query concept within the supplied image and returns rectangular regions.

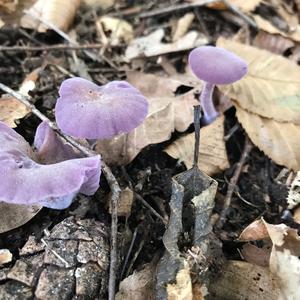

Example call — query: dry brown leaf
[165,115,229,176]
[125,29,208,60]
[205,0,261,12]
[0,0,18,13]
[241,243,271,267]
[217,38,300,124]
[239,219,269,241]
[209,260,280,300]
[0,249,12,265]
[95,72,199,165]
[253,31,294,55]
[109,187,134,217]
[0,202,41,234]
[116,262,155,300]
[166,264,193,300]
[264,221,300,299]
[253,15,300,43]
[235,103,300,170]
[100,16,133,46]
[20,0,80,32]
[172,13,195,42]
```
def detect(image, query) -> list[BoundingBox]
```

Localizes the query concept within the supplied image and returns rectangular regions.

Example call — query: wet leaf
[21,0,81,32]
[165,115,229,176]
[0,202,41,234]
[95,72,199,165]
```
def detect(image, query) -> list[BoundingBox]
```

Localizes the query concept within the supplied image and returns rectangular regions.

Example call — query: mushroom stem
[200,82,219,125]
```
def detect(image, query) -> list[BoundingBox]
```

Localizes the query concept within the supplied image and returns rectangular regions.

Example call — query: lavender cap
[189,46,248,85]
[55,78,149,139]
[0,121,101,209]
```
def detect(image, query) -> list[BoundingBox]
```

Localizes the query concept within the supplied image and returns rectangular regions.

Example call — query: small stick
[193,105,201,168]
[0,82,120,300]
[216,137,253,229]
[0,44,104,52]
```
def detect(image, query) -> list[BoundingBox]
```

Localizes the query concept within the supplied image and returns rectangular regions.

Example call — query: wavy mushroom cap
[55,78,149,139]
[0,121,101,209]
[189,46,248,85]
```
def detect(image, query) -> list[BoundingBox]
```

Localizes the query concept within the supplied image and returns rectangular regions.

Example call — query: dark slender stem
[0,82,120,300]
[193,105,201,168]
[0,44,103,52]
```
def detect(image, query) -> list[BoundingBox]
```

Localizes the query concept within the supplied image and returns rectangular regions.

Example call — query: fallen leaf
[253,31,294,55]
[100,16,133,46]
[235,103,300,170]
[165,115,229,176]
[239,219,269,241]
[116,262,156,300]
[0,0,18,13]
[83,0,113,9]
[253,15,300,43]
[0,249,12,265]
[0,202,41,234]
[287,171,300,209]
[217,38,300,124]
[166,263,193,300]
[209,260,280,300]
[95,72,199,165]
[172,12,195,42]
[293,206,300,224]
[109,187,134,217]
[125,28,208,60]
[205,0,261,12]
[20,0,81,32]
[241,243,271,267]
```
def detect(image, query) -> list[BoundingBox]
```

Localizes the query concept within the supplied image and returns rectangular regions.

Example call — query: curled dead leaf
[239,219,269,241]
[165,115,229,176]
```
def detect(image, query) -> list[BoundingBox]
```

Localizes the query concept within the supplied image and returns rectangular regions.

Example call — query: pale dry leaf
[165,115,229,176]
[109,187,134,217]
[95,72,199,165]
[0,0,18,13]
[253,14,300,43]
[239,219,269,241]
[125,28,208,60]
[253,31,294,55]
[293,206,300,224]
[83,0,113,9]
[205,0,261,12]
[264,221,300,299]
[0,202,41,234]
[20,0,81,32]
[0,17,4,28]
[287,171,300,209]
[209,260,280,300]
[217,38,300,124]
[172,13,195,42]
[166,264,193,300]
[116,262,155,300]
[100,16,133,46]
[235,103,300,170]
[0,249,12,265]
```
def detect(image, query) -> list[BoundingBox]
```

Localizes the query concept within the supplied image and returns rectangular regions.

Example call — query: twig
[0,82,120,300]
[139,0,218,18]
[0,44,104,52]
[222,0,257,28]
[193,105,201,168]
[216,137,253,229]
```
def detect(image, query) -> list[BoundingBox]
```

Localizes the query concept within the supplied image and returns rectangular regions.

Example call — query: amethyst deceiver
[189,46,247,124]
[55,78,149,139]
[0,121,101,209]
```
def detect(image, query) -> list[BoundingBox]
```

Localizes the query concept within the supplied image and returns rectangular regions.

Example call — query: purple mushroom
[55,78,148,139]
[189,46,247,124]
[0,121,101,209]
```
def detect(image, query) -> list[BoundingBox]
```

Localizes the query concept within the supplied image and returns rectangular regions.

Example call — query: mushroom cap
[0,121,101,209]
[188,46,248,85]
[55,78,149,139]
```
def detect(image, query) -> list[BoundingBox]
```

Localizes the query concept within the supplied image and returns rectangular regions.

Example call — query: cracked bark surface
[0,217,110,300]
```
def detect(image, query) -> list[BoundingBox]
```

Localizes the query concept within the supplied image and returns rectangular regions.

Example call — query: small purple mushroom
[55,78,148,139]
[189,46,247,124]
[0,121,101,209]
